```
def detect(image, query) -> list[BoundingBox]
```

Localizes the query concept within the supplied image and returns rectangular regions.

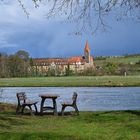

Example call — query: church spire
[85,41,90,52]
[84,41,91,63]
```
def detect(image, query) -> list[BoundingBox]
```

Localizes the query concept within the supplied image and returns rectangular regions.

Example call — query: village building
[32,41,95,76]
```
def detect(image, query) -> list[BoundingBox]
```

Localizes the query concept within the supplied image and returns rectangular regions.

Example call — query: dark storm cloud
[0,1,140,58]
[0,20,85,58]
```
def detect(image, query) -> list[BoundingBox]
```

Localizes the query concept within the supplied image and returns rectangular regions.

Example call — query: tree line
[0,50,140,77]
[0,50,31,77]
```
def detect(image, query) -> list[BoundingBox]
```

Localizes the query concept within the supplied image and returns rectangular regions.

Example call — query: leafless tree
[1,0,140,33]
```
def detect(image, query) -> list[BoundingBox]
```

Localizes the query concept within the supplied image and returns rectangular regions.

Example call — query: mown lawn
[0,76,140,87]
[0,103,140,140]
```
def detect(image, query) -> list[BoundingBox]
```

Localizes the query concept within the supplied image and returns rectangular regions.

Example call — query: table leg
[40,98,45,115]
[53,99,57,115]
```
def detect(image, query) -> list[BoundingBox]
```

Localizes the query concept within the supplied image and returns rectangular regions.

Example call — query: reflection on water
[1,87,140,111]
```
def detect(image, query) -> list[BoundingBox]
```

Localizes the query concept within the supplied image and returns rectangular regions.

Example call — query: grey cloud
[0,1,140,58]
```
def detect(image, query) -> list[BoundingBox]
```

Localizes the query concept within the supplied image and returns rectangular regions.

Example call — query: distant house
[32,41,95,75]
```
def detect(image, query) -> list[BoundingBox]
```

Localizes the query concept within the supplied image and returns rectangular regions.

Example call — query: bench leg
[21,105,25,114]
[16,105,21,115]
[34,104,38,114]
[61,106,66,116]
[28,106,34,115]
[74,105,79,115]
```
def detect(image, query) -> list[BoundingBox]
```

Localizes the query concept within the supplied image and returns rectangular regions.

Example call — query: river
[0,87,140,111]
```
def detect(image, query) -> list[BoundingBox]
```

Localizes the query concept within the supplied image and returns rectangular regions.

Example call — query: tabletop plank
[39,94,59,99]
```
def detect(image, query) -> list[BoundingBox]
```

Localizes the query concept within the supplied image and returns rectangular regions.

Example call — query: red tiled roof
[33,56,86,65]
[68,56,84,63]
[33,58,67,63]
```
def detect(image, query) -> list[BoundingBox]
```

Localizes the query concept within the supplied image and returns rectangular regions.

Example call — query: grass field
[0,103,140,140]
[0,76,140,87]
[94,55,140,66]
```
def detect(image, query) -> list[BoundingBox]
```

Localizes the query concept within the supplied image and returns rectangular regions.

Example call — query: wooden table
[39,94,59,115]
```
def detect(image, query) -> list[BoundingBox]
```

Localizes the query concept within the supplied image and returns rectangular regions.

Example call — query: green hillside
[94,55,140,65]
[93,55,140,76]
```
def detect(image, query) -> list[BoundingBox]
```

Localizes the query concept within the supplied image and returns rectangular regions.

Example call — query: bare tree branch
[1,0,140,33]
[17,0,30,18]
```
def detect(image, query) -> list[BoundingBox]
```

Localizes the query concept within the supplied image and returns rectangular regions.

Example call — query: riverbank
[0,103,140,140]
[0,76,140,87]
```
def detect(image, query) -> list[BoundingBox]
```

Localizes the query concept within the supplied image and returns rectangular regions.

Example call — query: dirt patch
[0,103,16,111]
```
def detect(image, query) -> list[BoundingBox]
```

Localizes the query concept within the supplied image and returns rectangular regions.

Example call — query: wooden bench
[16,92,38,115]
[61,92,79,115]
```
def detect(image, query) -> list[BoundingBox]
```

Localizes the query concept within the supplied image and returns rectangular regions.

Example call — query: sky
[0,0,140,58]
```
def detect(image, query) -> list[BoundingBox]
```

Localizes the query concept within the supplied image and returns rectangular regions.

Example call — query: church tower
[84,41,91,63]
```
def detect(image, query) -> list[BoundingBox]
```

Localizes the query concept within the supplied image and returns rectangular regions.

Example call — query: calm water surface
[1,87,140,111]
